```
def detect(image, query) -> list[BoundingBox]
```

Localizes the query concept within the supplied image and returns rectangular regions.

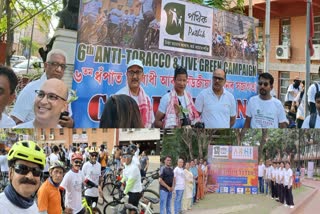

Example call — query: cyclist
[0,140,46,213]
[0,148,9,186]
[37,160,66,214]
[128,143,140,169]
[121,146,142,214]
[60,152,85,214]
[82,147,102,207]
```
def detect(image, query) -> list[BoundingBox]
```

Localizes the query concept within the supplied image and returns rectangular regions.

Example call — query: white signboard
[231,146,253,160]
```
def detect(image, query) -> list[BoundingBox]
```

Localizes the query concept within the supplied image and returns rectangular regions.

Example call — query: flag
[309,1,315,56]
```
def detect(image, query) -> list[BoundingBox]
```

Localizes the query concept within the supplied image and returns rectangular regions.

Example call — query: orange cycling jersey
[37,179,62,214]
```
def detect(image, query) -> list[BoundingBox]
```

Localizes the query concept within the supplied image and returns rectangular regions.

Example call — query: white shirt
[307,82,320,103]
[11,73,47,122]
[82,161,101,197]
[284,168,293,186]
[285,84,300,102]
[14,119,62,128]
[246,95,288,128]
[173,166,185,191]
[271,166,277,179]
[116,87,155,127]
[0,113,15,128]
[60,170,85,214]
[0,155,8,172]
[0,192,38,214]
[123,162,142,193]
[278,168,285,184]
[295,91,305,119]
[158,93,187,114]
[258,164,265,177]
[302,114,320,128]
[195,87,236,128]
[275,168,280,183]
[49,153,59,166]
[266,166,272,179]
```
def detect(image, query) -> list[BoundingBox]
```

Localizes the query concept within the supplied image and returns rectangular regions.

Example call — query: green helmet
[8,140,46,169]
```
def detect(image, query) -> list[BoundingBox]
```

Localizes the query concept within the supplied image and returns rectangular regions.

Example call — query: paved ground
[182,179,318,214]
[98,156,160,213]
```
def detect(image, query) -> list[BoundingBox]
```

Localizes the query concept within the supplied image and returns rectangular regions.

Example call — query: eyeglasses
[14,164,42,177]
[90,153,98,157]
[258,81,269,87]
[74,160,82,165]
[127,70,143,77]
[35,90,66,101]
[47,62,67,70]
[213,76,225,81]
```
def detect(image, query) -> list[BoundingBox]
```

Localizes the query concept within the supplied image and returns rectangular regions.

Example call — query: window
[102,128,108,133]
[313,16,320,44]
[59,128,64,135]
[40,128,45,135]
[72,129,77,134]
[279,72,290,102]
[92,128,96,133]
[82,129,86,134]
[280,19,291,46]
[50,128,54,135]
[92,142,97,147]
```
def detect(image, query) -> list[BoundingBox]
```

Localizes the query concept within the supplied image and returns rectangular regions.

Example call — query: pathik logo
[164,3,185,40]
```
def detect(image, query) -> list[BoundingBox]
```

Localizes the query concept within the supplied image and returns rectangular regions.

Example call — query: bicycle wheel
[103,201,125,214]
[141,189,160,213]
[91,207,102,214]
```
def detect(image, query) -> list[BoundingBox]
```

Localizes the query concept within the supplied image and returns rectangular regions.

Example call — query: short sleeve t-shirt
[246,95,288,128]
[173,166,185,191]
[160,166,174,192]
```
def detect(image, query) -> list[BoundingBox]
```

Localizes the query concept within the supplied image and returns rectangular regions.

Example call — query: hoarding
[72,0,258,127]
[207,145,258,194]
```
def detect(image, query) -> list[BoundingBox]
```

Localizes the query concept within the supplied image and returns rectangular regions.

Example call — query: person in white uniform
[195,69,236,128]
[244,72,288,128]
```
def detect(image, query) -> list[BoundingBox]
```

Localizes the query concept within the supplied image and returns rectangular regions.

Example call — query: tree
[1,0,61,65]
[20,36,40,57]
[189,0,245,14]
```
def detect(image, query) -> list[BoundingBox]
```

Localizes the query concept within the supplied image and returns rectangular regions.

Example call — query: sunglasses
[13,164,42,177]
[35,90,66,101]
[90,153,98,157]
[213,76,225,81]
[258,81,269,87]
[74,160,82,165]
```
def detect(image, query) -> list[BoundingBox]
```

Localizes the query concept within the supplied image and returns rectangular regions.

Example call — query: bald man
[14,78,68,128]
[195,69,236,128]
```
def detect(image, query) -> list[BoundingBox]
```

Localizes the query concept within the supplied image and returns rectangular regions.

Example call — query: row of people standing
[258,160,295,208]
[159,156,209,214]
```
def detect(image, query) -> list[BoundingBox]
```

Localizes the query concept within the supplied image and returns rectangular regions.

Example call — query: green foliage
[20,36,40,56]
[203,0,245,14]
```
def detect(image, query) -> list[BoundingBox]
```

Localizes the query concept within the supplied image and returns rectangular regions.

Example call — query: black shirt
[160,165,174,192]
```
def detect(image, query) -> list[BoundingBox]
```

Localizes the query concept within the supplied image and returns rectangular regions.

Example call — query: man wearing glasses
[195,69,236,128]
[14,78,68,128]
[11,49,74,128]
[116,59,154,128]
[244,72,288,128]
[81,147,102,208]
[0,140,46,212]
[60,152,86,214]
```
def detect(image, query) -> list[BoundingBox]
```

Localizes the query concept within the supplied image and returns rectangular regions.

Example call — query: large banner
[72,0,258,128]
[207,145,258,194]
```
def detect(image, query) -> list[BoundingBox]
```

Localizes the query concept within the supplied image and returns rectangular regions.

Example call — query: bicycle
[103,181,159,214]
[82,181,102,214]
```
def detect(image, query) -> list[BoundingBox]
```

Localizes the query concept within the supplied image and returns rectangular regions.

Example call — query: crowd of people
[159,156,209,214]
[258,160,295,209]
[0,139,151,213]
[2,46,320,129]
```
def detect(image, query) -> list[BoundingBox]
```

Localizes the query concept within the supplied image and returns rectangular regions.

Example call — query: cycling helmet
[89,147,99,154]
[8,140,46,169]
[49,160,66,171]
[71,152,83,161]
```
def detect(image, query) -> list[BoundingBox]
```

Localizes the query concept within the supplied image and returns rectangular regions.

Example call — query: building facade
[245,0,320,101]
